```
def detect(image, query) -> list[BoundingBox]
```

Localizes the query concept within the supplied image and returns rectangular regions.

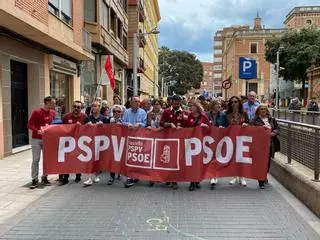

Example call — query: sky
[158,0,320,62]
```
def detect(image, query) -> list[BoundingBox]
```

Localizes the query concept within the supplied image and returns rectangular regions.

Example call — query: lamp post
[133,28,160,97]
[276,46,284,109]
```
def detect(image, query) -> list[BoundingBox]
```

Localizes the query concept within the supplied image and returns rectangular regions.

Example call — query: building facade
[199,62,214,97]
[82,0,129,105]
[213,31,224,96]
[0,0,93,158]
[218,16,284,100]
[285,6,320,29]
[127,0,160,99]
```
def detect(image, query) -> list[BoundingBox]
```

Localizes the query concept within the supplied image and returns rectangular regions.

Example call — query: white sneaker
[229,177,238,185]
[239,177,247,187]
[83,178,93,186]
[93,176,100,183]
[210,178,218,185]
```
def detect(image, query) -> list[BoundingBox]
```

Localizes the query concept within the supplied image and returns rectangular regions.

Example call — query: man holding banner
[122,97,147,188]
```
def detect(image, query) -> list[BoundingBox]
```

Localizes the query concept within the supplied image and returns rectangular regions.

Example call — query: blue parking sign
[239,57,257,79]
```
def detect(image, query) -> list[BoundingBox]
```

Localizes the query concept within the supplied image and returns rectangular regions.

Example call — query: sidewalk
[0,150,57,225]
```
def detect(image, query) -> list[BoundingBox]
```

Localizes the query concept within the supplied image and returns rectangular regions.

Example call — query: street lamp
[133,28,160,96]
[276,45,284,109]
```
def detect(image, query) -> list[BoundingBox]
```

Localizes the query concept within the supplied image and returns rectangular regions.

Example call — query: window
[209,72,212,76]
[250,43,257,54]
[214,49,222,54]
[84,0,96,22]
[214,65,222,71]
[214,57,222,62]
[49,0,72,25]
[117,19,122,40]
[50,71,71,119]
[215,41,222,47]
[110,9,116,36]
[122,30,127,50]
[81,60,97,110]
[214,73,222,78]
[101,1,109,29]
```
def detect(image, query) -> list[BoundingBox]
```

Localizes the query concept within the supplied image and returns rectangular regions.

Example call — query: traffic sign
[239,57,257,79]
[222,79,232,89]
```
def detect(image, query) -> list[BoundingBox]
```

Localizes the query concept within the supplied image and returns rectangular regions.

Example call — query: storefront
[49,55,77,119]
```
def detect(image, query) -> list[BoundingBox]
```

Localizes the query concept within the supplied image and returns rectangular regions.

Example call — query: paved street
[0,151,319,240]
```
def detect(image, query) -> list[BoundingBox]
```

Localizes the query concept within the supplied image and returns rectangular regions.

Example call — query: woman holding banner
[252,104,280,189]
[206,100,228,189]
[226,96,249,187]
[83,101,107,186]
[185,100,210,191]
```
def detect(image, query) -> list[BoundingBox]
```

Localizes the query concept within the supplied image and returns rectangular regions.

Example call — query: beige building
[217,16,284,99]
[0,0,93,158]
[82,0,129,105]
[127,0,160,99]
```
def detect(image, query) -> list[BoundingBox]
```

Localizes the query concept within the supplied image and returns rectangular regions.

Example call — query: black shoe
[172,182,178,190]
[59,179,68,186]
[195,182,201,189]
[107,178,115,185]
[124,179,134,188]
[259,181,265,189]
[29,179,38,189]
[259,184,265,189]
[165,182,171,186]
[265,179,269,184]
[41,176,51,186]
[117,174,121,180]
[210,183,215,190]
[189,183,196,191]
[75,176,81,183]
[149,181,154,187]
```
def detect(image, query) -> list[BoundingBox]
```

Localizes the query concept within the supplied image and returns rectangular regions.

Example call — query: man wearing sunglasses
[60,100,88,185]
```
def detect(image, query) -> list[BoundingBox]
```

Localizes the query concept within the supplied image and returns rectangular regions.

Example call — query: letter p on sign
[243,61,252,72]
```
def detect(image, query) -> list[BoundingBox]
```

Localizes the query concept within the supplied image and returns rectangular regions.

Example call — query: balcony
[138,57,145,73]
[139,31,146,48]
[138,0,145,22]
[82,29,92,53]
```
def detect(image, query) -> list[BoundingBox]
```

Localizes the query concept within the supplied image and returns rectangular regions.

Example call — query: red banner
[42,125,271,181]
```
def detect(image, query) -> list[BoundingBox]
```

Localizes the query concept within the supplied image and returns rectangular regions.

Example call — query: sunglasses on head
[73,105,81,109]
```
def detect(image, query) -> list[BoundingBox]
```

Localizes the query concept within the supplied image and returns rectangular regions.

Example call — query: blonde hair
[189,100,204,113]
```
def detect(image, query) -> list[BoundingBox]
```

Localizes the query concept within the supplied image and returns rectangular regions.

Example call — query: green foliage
[265,27,320,83]
[159,46,203,95]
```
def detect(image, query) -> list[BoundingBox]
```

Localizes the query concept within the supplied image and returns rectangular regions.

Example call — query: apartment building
[199,62,214,97]
[213,31,223,96]
[127,0,160,99]
[83,0,129,104]
[0,0,93,158]
[217,15,284,99]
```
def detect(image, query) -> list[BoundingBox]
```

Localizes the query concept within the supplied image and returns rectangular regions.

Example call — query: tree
[159,46,203,96]
[265,27,320,98]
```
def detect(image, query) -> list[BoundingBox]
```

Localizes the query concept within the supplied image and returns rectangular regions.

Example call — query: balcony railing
[138,57,145,72]
[138,0,145,22]
[82,29,92,52]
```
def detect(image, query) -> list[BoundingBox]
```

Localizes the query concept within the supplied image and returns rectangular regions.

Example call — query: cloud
[158,0,320,62]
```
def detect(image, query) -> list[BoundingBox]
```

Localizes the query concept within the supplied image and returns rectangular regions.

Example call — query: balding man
[243,91,259,121]
[122,96,147,187]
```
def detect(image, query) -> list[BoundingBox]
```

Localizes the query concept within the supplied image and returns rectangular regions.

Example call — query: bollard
[313,129,320,181]
[287,123,292,164]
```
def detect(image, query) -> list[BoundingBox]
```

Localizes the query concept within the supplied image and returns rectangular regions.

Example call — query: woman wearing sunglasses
[106,105,124,185]
[226,96,249,187]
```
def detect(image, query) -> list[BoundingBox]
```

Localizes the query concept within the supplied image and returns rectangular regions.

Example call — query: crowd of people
[27,91,280,191]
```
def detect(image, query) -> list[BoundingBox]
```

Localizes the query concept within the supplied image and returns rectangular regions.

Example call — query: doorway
[11,60,29,148]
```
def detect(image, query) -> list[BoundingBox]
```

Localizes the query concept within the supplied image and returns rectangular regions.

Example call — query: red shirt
[27,108,55,139]
[159,107,188,128]
[63,112,88,124]
[185,112,210,127]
